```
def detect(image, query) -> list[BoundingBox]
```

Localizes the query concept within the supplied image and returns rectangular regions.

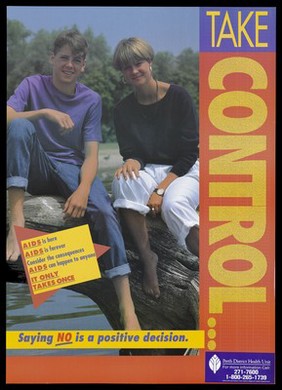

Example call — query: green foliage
[7,20,199,143]
[7,20,31,99]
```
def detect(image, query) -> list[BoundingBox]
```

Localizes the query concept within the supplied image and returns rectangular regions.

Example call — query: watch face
[157,188,165,196]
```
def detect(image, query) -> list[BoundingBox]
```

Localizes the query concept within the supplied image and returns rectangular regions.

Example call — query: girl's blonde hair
[113,37,154,71]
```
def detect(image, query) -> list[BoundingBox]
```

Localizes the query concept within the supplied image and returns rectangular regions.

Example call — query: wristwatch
[153,188,165,197]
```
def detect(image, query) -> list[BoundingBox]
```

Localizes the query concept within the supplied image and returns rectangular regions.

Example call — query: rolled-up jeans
[7,118,130,279]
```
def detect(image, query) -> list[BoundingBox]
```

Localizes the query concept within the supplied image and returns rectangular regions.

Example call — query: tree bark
[6,193,199,355]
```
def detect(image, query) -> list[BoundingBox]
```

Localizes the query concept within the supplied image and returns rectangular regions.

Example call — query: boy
[6,29,140,330]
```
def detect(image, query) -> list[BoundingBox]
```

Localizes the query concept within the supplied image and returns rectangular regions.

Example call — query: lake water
[6,283,118,356]
[6,157,121,356]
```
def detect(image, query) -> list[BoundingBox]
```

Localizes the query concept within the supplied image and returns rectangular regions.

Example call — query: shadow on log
[6,193,199,356]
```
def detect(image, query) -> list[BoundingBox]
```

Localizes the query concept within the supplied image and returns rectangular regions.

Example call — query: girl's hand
[147,192,163,216]
[114,159,141,180]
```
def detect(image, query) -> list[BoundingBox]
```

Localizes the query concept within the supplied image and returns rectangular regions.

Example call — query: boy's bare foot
[121,312,141,330]
[112,275,142,330]
[6,221,24,261]
[140,251,160,299]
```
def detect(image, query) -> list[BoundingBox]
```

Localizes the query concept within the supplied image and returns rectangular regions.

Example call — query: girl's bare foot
[140,251,160,299]
[186,225,199,257]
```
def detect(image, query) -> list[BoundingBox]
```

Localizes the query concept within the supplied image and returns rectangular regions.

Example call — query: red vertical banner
[199,7,275,384]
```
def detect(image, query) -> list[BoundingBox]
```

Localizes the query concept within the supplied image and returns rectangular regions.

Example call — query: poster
[5,4,276,385]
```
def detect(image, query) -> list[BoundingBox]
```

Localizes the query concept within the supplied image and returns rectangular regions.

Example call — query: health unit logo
[205,352,274,384]
[209,354,222,374]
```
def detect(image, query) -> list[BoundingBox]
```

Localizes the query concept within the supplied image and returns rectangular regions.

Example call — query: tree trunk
[6,193,199,355]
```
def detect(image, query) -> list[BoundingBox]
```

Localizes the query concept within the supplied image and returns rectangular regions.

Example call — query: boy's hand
[63,188,88,219]
[43,108,74,134]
